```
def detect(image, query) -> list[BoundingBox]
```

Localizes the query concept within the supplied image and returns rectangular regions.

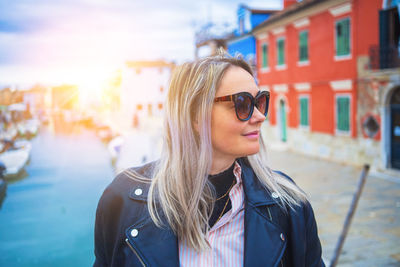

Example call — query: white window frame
[298,29,310,66]
[276,36,286,70]
[334,17,352,61]
[299,94,311,130]
[334,93,352,136]
[260,42,270,73]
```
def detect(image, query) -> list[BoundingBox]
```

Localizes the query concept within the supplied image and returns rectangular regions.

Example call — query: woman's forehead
[216,66,259,96]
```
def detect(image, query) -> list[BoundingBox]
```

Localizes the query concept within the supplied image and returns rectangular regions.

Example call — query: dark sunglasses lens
[256,93,268,116]
[235,94,252,120]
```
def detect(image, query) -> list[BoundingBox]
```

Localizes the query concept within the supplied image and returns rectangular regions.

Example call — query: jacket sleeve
[304,201,326,267]
[93,182,123,266]
[93,193,108,267]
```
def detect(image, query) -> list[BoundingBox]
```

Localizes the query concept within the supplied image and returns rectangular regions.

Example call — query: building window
[277,38,285,65]
[299,30,309,62]
[336,95,350,132]
[335,17,350,56]
[261,43,268,68]
[239,18,244,35]
[299,96,309,127]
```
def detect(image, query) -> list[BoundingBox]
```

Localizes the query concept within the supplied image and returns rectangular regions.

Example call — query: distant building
[252,0,398,171]
[195,5,277,61]
[23,84,48,116]
[227,5,277,70]
[362,0,400,170]
[51,85,79,111]
[0,87,23,106]
[195,23,232,58]
[118,60,174,130]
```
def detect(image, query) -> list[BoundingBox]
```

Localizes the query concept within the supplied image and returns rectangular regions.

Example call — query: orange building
[0,87,24,106]
[253,0,399,171]
[51,85,79,111]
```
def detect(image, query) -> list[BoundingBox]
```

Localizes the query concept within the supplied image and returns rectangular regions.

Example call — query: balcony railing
[369,45,400,69]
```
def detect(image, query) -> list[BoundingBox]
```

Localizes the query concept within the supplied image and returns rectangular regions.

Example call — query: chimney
[283,0,298,9]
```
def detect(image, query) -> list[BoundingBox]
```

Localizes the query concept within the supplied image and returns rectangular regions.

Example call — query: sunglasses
[214,91,270,121]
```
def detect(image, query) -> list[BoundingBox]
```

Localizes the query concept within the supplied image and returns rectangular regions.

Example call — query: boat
[17,119,39,139]
[0,139,31,178]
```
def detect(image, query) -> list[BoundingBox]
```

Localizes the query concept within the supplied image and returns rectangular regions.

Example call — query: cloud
[0,0,281,84]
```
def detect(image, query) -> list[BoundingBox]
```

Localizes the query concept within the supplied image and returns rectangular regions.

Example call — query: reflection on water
[0,123,114,267]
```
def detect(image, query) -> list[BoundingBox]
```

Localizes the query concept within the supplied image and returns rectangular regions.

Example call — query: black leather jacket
[94,159,325,267]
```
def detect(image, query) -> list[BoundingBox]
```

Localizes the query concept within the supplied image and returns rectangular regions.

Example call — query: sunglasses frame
[214,91,270,121]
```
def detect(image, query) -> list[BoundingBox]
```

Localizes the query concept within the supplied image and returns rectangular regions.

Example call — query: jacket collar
[237,157,281,207]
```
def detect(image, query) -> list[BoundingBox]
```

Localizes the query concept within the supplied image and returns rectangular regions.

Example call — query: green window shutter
[277,39,285,65]
[262,44,268,68]
[336,18,350,56]
[299,31,309,61]
[300,98,309,126]
[337,97,350,131]
[343,19,350,54]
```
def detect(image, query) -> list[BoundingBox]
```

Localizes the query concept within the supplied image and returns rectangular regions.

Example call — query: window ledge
[275,64,287,71]
[334,54,352,61]
[335,129,351,136]
[260,67,270,73]
[297,60,310,67]
[299,125,310,131]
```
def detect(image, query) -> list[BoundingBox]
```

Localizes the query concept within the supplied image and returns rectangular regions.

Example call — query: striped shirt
[179,162,245,267]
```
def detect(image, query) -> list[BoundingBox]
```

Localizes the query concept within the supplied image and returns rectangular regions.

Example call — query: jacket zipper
[125,238,146,267]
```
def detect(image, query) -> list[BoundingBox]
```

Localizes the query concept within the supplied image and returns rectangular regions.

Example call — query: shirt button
[272,192,279,199]
[134,188,143,196]
[280,233,285,241]
[131,229,139,237]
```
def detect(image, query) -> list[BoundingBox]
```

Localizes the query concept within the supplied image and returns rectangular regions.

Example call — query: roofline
[252,0,330,32]
[250,9,280,14]
[239,4,280,14]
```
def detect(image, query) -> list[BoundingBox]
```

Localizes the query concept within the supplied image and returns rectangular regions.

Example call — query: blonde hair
[127,53,307,251]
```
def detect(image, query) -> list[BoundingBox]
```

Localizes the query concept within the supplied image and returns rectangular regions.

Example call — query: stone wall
[261,122,382,170]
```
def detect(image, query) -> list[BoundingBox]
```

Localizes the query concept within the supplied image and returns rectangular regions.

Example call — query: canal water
[0,125,114,266]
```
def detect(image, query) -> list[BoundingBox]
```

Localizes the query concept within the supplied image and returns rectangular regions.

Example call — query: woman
[94,53,325,267]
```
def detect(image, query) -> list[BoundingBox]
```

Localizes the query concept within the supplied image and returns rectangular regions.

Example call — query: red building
[254,0,400,171]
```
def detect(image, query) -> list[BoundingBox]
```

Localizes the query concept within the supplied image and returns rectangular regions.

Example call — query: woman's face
[211,66,265,162]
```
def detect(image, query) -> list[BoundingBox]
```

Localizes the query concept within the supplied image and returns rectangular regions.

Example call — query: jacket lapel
[240,159,287,267]
[125,217,179,267]
[126,184,179,267]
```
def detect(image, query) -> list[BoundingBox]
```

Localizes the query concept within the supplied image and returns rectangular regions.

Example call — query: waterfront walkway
[267,147,400,266]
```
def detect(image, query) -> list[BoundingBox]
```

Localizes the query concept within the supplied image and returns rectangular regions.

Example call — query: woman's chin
[242,146,260,157]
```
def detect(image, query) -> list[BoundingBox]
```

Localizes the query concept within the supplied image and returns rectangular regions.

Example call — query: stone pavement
[267,147,400,267]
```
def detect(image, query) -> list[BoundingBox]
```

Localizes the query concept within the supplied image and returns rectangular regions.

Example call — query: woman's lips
[243,131,259,138]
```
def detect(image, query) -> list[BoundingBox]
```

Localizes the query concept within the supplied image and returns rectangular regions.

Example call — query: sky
[0,0,281,89]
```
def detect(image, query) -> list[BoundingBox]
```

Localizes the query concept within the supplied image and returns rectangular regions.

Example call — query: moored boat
[0,140,31,179]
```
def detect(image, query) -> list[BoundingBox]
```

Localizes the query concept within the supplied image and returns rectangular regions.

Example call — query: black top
[208,162,236,228]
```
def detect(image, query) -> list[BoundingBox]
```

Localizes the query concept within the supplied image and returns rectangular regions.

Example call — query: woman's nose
[249,107,266,123]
